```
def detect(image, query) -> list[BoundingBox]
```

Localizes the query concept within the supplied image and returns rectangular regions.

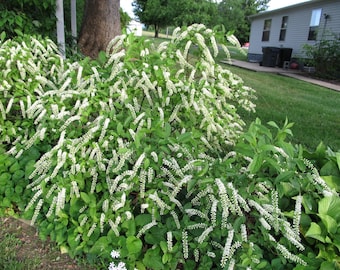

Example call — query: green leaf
[9,162,20,173]
[197,161,209,177]
[177,132,192,143]
[322,176,340,192]
[256,260,268,269]
[320,261,336,270]
[25,160,36,179]
[275,171,295,183]
[122,219,136,236]
[164,122,171,138]
[249,153,262,174]
[316,142,327,157]
[318,196,340,221]
[267,121,279,129]
[336,153,340,171]
[12,170,25,181]
[0,31,6,41]
[143,247,164,270]
[126,236,142,256]
[332,237,340,253]
[187,177,198,192]
[117,122,124,136]
[0,173,11,186]
[160,241,168,253]
[302,193,317,214]
[80,192,91,204]
[89,236,109,255]
[320,161,340,177]
[305,222,325,243]
[97,51,107,65]
[144,227,165,245]
[135,214,152,227]
[318,214,337,235]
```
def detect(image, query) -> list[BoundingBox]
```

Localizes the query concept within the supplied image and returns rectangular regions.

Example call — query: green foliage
[0,147,40,216]
[133,0,269,41]
[0,24,338,269]
[120,8,132,31]
[303,36,340,80]
[216,0,270,43]
[133,0,219,37]
[0,0,56,40]
[297,144,340,269]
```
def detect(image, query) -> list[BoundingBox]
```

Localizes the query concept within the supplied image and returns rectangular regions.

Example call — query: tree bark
[154,24,159,38]
[78,0,121,58]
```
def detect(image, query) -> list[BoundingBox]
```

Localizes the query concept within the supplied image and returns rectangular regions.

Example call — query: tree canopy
[132,0,172,38]
[133,0,269,42]
[217,0,269,43]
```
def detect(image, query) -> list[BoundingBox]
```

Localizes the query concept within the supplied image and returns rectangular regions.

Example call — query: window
[308,8,322,40]
[279,16,288,41]
[262,19,272,41]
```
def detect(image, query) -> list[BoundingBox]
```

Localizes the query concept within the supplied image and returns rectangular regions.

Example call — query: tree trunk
[78,0,121,58]
[154,24,159,38]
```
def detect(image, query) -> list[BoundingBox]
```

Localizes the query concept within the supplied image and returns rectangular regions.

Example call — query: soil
[0,216,94,270]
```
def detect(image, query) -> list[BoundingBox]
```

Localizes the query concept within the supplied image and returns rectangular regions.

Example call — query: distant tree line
[0,0,269,57]
[133,0,269,43]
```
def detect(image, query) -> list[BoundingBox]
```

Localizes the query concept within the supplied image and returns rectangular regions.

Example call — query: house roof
[249,0,323,19]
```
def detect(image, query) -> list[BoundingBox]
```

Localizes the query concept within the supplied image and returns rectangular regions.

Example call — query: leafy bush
[0,147,40,216]
[0,0,56,40]
[303,36,340,80]
[299,144,340,270]
[1,25,338,269]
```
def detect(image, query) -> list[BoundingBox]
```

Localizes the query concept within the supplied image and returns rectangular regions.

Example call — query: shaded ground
[0,216,95,270]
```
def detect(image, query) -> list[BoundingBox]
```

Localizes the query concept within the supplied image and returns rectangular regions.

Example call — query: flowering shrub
[0,25,337,269]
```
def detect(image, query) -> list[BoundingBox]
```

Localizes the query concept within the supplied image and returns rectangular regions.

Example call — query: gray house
[247,0,340,66]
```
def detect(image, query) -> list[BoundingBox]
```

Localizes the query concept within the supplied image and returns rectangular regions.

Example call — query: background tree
[133,0,172,37]
[78,0,121,58]
[133,0,219,37]
[217,0,269,43]
[120,8,132,31]
[171,0,218,28]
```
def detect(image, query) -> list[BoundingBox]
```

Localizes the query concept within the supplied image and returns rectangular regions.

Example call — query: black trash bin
[278,48,293,68]
[262,47,280,67]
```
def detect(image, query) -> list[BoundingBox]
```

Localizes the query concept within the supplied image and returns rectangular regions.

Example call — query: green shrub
[303,36,340,80]
[0,0,56,40]
[1,25,337,269]
[298,144,340,270]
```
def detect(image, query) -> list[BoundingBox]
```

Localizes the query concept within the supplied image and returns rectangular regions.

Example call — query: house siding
[248,0,340,62]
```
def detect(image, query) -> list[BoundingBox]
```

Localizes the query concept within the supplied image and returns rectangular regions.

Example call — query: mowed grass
[225,65,340,151]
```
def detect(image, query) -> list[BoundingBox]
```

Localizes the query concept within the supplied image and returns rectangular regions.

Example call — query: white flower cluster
[304,158,333,195]
[108,249,127,270]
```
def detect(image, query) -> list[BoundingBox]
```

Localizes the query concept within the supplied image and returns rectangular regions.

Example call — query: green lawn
[225,65,340,151]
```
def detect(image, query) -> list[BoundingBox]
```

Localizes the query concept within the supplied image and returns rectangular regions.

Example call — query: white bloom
[197,226,214,244]
[110,249,120,259]
[108,261,127,270]
[182,230,189,259]
[241,224,248,242]
[56,188,66,214]
[167,231,173,251]
[136,220,157,238]
[87,222,97,237]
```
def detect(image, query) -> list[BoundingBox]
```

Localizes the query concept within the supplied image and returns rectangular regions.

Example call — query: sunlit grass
[225,66,340,151]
